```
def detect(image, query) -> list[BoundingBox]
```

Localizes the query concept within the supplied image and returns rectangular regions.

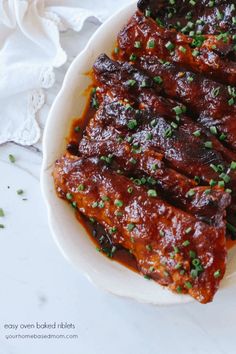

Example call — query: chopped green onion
[211,87,220,98]
[17,189,24,195]
[164,127,173,138]
[204,189,211,195]
[231,161,236,170]
[127,223,135,231]
[171,122,178,129]
[182,240,190,247]
[185,227,192,234]
[189,250,196,259]
[130,157,137,165]
[210,126,217,135]
[176,286,182,293]
[74,125,81,133]
[214,270,221,278]
[77,184,85,191]
[187,189,195,197]
[146,244,153,252]
[219,173,230,183]
[146,132,153,140]
[129,53,137,61]
[219,133,227,141]
[127,119,138,129]
[159,230,165,237]
[185,281,192,289]
[147,39,156,48]
[147,189,157,197]
[165,41,175,51]
[226,188,232,194]
[150,163,158,171]
[9,154,16,163]
[228,98,235,106]
[109,227,117,234]
[193,130,201,137]
[218,181,225,188]
[187,76,194,83]
[173,106,184,115]
[175,262,182,270]
[127,79,136,87]
[204,141,213,149]
[209,179,217,187]
[134,41,141,48]
[179,46,187,53]
[114,199,123,207]
[154,76,163,84]
[192,49,200,57]
[102,195,110,201]
[91,201,98,208]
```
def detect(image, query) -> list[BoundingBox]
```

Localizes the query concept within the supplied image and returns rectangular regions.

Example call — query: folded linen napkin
[0,0,101,145]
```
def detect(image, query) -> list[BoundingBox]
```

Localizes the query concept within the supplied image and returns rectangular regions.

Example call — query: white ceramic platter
[41,1,236,305]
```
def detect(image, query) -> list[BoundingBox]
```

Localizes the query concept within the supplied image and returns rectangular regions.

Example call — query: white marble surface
[1,2,236,354]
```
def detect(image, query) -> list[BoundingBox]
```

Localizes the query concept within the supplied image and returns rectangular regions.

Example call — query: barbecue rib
[117,12,236,85]
[78,136,231,225]
[136,55,236,152]
[93,54,236,164]
[53,156,227,304]
[91,70,236,189]
[137,0,236,35]
[115,44,236,152]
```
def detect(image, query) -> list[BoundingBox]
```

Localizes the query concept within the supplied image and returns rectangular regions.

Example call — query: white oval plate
[41,1,236,305]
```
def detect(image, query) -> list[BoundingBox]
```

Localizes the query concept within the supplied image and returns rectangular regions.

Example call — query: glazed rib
[93,54,236,164]
[137,0,236,35]
[53,155,227,304]
[86,92,236,203]
[78,136,231,225]
[93,56,236,188]
[117,52,236,152]
[117,12,236,85]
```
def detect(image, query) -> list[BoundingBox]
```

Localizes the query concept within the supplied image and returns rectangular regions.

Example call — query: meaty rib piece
[53,155,227,303]
[117,12,236,85]
[93,54,236,163]
[78,136,231,225]
[121,53,236,153]
[86,94,236,205]
[137,0,236,35]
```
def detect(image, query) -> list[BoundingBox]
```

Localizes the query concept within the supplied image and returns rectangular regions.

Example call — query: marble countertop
[1,3,236,354]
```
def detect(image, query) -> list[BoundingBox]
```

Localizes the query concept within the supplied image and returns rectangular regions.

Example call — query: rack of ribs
[53,0,236,303]
[53,156,227,304]
[137,0,236,35]
[116,11,236,85]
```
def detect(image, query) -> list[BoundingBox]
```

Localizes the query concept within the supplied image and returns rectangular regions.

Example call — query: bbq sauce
[76,212,138,272]
[67,76,236,268]
[68,87,139,272]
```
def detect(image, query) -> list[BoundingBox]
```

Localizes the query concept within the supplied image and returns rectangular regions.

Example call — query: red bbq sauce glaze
[67,76,236,272]
[75,211,138,272]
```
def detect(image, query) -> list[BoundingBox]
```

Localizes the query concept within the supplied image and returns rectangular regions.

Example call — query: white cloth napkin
[0,0,103,145]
